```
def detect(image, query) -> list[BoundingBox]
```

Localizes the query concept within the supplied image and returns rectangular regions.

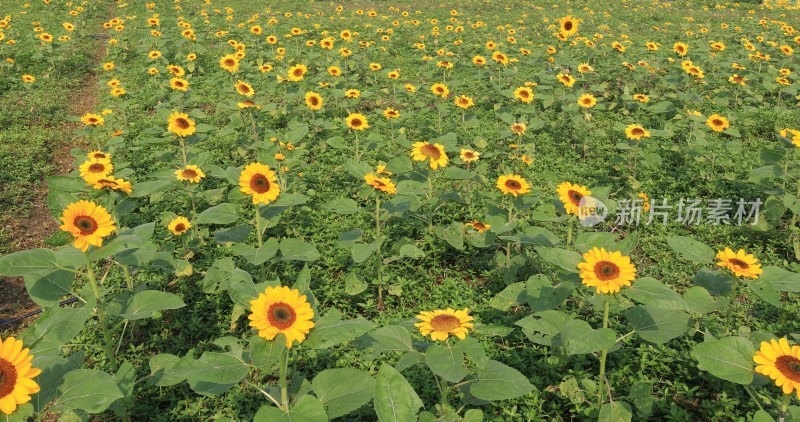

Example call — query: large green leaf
[623,278,686,310]
[625,305,689,344]
[425,343,467,383]
[0,248,60,276]
[312,368,375,419]
[196,203,239,224]
[760,266,800,292]
[354,325,413,353]
[254,395,328,422]
[536,247,582,273]
[323,198,362,215]
[599,401,633,422]
[665,236,714,264]
[560,320,616,355]
[305,311,375,349]
[55,369,124,413]
[23,269,75,307]
[117,291,186,320]
[692,337,754,384]
[21,302,91,357]
[374,364,423,422]
[469,360,534,401]
[280,238,321,261]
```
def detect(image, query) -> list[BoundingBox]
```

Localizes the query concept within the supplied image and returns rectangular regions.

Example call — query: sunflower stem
[354,131,360,161]
[743,385,766,413]
[779,393,791,422]
[597,297,610,409]
[436,374,449,409]
[254,204,263,248]
[506,200,514,268]
[178,137,188,166]
[279,347,290,411]
[84,252,118,371]
[376,196,385,311]
[567,221,574,246]
[724,277,739,336]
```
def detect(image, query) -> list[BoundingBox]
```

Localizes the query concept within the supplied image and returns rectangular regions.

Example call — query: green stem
[725,278,739,336]
[567,221,574,246]
[743,385,766,413]
[85,253,118,371]
[437,374,449,408]
[179,137,188,166]
[254,204,263,248]
[376,196,384,310]
[597,297,610,409]
[279,347,290,410]
[779,393,791,422]
[506,200,514,268]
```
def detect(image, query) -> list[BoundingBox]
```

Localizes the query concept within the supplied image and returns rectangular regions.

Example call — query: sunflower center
[351,118,363,127]
[594,261,621,281]
[712,119,723,126]
[420,144,441,160]
[564,21,573,31]
[632,128,645,136]
[293,69,303,77]
[473,222,486,230]
[464,152,474,159]
[182,169,198,178]
[568,190,583,205]
[267,302,297,329]
[775,355,800,383]
[512,125,524,132]
[224,59,235,67]
[310,97,319,105]
[429,314,460,332]
[0,358,18,399]
[505,179,521,190]
[175,223,186,232]
[88,163,106,173]
[520,91,530,98]
[174,118,190,129]
[728,258,749,269]
[74,216,99,235]
[239,85,250,93]
[88,118,98,124]
[374,180,386,188]
[250,174,271,193]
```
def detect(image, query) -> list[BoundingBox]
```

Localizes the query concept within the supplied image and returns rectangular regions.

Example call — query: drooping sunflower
[453,95,474,109]
[578,247,637,294]
[706,114,730,132]
[514,87,534,104]
[175,165,205,183]
[305,92,323,110]
[249,286,315,348]
[496,174,532,197]
[415,308,474,341]
[59,200,116,251]
[411,141,448,170]
[510,122,527,136]
[556,73,576,87]
[0,336,41,415]
[239,162,281,205]
[557,182,591,215]
[383,108,400,119]
[577,93,597,108]
[79,158,113,184]
[364,173,397,195]
[92,176,132,194]
[346,113,369,131]
[466,220,490,233]
[167,112,196,137]
[81,113,104,126]
[168,216,191,236]
[219,54,239,72]
[87,150,110,160]
[460,149,480,163]
[286,64,308,82]
[169,78,189,92]
[716,248,763,279]
[625,124,651,140]
[558,15,579,37]
[753,337,800,399]
[235,80,254,97]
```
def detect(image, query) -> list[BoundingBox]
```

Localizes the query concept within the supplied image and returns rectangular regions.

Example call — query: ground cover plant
[2,0,800,420]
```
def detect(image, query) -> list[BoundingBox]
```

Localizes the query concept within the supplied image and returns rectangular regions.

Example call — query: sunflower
[81,113,104,126]
[346,113,369,131]
[496,174,531,197]
[327,66,342,77]
[364,173,397,195]
[460,149,480,162]
[411,142,448,170]
[716,248,763,279]
[405,84,417,93]
[472,55,486,65]
[558,15,579,37]
[305,92,323,110]
[235,80,254,97]
[491,51,509,65]
[673,42,689,56]
[59,200,116,251]
[79,158,113,184]
[148,50,161,59]
[557,182,591,215]
[510,122,527,136]
[556,73,576,88]
[167,112,196,137]
[454,95,474,109]
[92,176,132,194]
[466,220,490,233]
[577,93,597,108]
[578,247,637,294]
[249,286,315,348]
[0,336,41,415]
[514,87,534,104]
[87,150,110,160]
[286,64,307,82]
[383,108,400,119]
[175,165,205,183]
[431,83,450,98]
[166,64,185,76]
[706,114,730,132]
[239,162,281,205]
[168,216,191,236]
[415,308,473,341]
[625,124,651,140]
[169,78,189,92]
[345,89,361,98]
[753,337,800,399]
[219,54,239,72]
[21,74,36,83]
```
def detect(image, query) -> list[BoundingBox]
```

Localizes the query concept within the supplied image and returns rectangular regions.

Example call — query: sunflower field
[2,0,800,420]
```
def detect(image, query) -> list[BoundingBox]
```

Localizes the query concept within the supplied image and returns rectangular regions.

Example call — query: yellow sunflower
[219,54,239,72]
[556,73,576,87]
[415,308,474,341]
[511,122,527,136]
[454,95,474,109]
[460,149,480,162]
[556,182,591,215]
[345,89,361,98]
[168,216,191,236]
[235,80,254,97]
[168,112,196,138]
[625,124,651,140]
[578,247,637,294]
[92,176,132,194]
[80,113,104,126]
[411,141,448,170]
[753,337,800,399]
[383,108,400,119]
[431,83,450,98]
[287,64,308,81]
[558,15,579,37]
[577,93,597,108]
[346,113,369,131]
[305,92,323,110]
[364,173,397,195]
[716,248,763,279]
[706,114,729,132]
[0,336,41,415]
[514,87,534,104]
[673,42,689,56]
[239,162,281,205]
[249,286,315,348]
[466,220,490,233]
[87,150,110,160]
[79,158,113,184]
[21,74,36,83]
[59,200,116,251]
[170,78,189,92]
[496,174,532,197]
[175,165,205,183]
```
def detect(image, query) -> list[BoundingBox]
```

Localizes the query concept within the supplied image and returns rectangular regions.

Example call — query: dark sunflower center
[430,314,460,331]
[520,90,530,98]
[564,21,573,31]
[583,98,592,104]
[374,180,386,188]
[713,119,723,126]
[267,302,297,329]
[505,180,521,190]
[728,258,749,269]
[310,97,319,105]
[88,163,106,173]
[88,118,98,124]
[293,69,303,76]
[568,190,583,205]
[0,358,18,399]
[594,261,621,281]
[474,222,486,230]
[350,118,363,127]
[182,169,198,178]
[734,76,743,82]
[74,216,99,235]
[175,81,184,87]
[776,355,800,382]
[224,59,235,66]
[632,128,645,136]
[242,101,255,107]
[175,118,190,129]
[250,174,271,193]
[512,125,524,132]
[239,85,250,93]
[464,152,474,158]
[175,223,186,232]
[420,144,441,160]
[435,87,444,93]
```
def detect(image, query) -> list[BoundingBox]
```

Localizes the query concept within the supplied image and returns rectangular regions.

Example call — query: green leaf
[425,343,467,383]
[753,410,776,422]
[24,270,74,307]
[760,266,800,292]
[665,236,714,264]
[683,286,725,314]
[323,198,362,214]
[250,335,283,369]
[231,237,280,265]
[55,369,124,413]
[560,320,616,355]
[312,368,375,419]
[623,278,686,310]
[0,248,59,276]
[255,395,328,422]
[749,279,781,308]
[694,269,732,296]
[573,232,618,253]
[272,193,309,207]
[442,167,476,180]
[196,203,239,225]
[489,282,526,311]
[118,291,185,320]
[692,337,754,384]
[130,180,174,198]
[344,159,372,179]
[280,238,321,261]
[470,360,534,401]
[626,305,689,344]
[374,364,423,422]
[351,237,383,263]
[599,401,633,422]
[536,247,582,273]
[191,352,249,385]
[525,274,573,312]
[22,303,91,357]
[148,354,184,387]
[435,222,464,250]
[214,225,253,243]
[305,311,376,349]
[344,271,368,295]
[354,325,413,353]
